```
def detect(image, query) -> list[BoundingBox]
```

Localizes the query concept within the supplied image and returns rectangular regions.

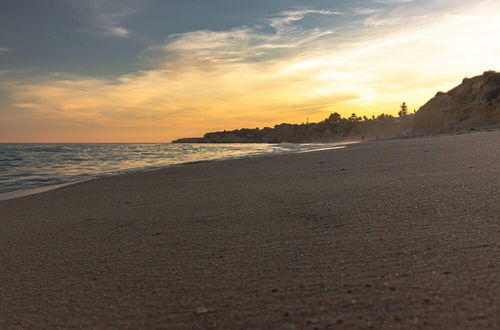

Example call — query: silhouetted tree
[398,102,408,117]
[348,113,359,122]
[328,112,342,123]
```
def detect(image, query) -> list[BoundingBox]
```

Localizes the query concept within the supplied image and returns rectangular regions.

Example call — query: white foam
[0,181,82,201]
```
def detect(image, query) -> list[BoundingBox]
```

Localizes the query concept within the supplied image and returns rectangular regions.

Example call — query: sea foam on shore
[0,142,349,198]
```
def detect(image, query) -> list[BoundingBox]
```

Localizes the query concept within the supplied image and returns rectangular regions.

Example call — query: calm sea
[0,143,345,199]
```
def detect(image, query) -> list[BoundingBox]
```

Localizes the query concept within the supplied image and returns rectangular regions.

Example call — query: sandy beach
[1,131,499,329]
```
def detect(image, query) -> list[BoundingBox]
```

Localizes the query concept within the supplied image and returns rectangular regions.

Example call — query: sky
[1,0,499,142]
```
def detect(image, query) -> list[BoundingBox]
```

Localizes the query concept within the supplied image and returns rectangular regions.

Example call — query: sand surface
[1,131,499,329]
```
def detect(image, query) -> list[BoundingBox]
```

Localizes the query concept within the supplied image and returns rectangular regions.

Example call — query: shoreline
[0,181,84,201]
[0,143,351,202]
[1,131,499,329]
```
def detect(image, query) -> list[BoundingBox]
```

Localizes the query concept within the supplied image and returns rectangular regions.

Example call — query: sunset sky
[1,0,499,142]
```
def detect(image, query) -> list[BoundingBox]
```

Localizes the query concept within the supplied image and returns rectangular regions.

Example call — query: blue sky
[1,0,499,142]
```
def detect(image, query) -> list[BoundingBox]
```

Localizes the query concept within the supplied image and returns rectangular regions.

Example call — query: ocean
[0,143,345,199]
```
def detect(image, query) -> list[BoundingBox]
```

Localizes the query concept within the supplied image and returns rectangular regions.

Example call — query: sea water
[0,143,345,198]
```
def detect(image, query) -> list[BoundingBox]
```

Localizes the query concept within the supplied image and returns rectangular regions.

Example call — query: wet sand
[1,131,499,329]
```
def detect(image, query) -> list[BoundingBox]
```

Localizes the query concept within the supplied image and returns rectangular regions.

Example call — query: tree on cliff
[327,112,342,123]
[398,102,409,117]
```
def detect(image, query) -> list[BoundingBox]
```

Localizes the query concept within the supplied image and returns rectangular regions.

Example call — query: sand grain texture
[1,131,500,329]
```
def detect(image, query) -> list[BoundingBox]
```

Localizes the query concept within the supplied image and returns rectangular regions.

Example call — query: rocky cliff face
[414,71,500,134]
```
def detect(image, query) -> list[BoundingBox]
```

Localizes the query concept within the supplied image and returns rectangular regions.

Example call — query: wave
[0,142,349,195]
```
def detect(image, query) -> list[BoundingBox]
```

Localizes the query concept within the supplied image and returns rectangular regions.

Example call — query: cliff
[414,71,500,134]
[172,113,413,143]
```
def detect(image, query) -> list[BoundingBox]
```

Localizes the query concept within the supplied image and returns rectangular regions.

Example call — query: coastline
[0,143,351,202]
[1,131,499,329]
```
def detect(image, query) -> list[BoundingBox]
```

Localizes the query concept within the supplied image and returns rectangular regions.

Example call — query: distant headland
[173,71,500,143]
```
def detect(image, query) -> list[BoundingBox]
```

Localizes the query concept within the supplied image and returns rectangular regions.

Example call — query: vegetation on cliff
[173,107,414,143]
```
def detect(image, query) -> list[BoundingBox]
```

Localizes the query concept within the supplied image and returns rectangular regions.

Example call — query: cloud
[69,0,142,37]
[2,0,500,142]
[375,0,414,4]
[0,47,13,53]
[352,8,382,15]
[266,9,342,30]
[139,9,340,74]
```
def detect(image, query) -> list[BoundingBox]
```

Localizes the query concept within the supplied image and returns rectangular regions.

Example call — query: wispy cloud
[0,47,13,53]
[375,0,414,4]
[70,0,142,37]
[266,9,342,30]
[2,0,500,142]
[352,8,382,15]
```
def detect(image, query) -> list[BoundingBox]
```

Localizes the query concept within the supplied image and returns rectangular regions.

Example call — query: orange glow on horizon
[1,1,500,143]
